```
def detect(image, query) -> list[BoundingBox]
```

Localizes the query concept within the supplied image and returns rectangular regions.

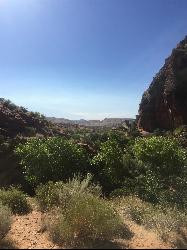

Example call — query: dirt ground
[1,211,59,249]
[0,209,176,249]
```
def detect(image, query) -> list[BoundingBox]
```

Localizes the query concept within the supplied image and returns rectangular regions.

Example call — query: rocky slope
[0,98,61,137]
[0,99,63,189]
[138,36,187,132]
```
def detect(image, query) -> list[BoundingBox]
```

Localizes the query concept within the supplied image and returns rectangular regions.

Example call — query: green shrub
[131,136,187,203]
[116,196,187,242]
[110,187,132,198]
[115,195,153,224]
[36,174,102,211]
[0,187,31,215]
[91,140,125,192]
[133,136,186,177]
[174,125,187,147]
[144,206,187,242]
[45,194,123,248]
[0,203,12,241]
[15,137,89,187]
[107,131,130,150]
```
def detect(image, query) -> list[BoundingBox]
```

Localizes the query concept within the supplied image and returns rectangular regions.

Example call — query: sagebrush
[45,194,123,248]
[36,174,102,211]
[0,186,31,215]
[0,203,12,241]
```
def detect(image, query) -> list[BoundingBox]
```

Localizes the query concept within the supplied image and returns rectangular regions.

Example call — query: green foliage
[0,186,31,215]
[116,196,187,243]
[91,140,125,192]
[0,137,17,155]
[133,136,186,177]
[131,136,187,204]
[109,186,133,198]
[29,111,46,120]
[38,175,123,248]
[116,195,153,224]
[128,122,141,137]
[107,131,130,149]
[0,98,17,110]
[107,136,187,205]
[36,174,102,212]
[92,140,123,167]
[0,203,12,241]
[15,137,89,187]
[45,194,123,248]
[174,125,187,147]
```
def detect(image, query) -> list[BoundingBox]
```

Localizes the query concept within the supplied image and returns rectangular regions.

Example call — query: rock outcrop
[0,98,61,137]
[138,36,187,132]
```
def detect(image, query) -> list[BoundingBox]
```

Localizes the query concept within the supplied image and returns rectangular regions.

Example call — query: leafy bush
[131,136,187,203]
[15,137,89,187]
[45,194,123,248]
[91,140,125,192]
[174,125,187,147]
[0,203,12,241]
[36,174,102,211]
[29,111,46,120]
[0,187,31,215]
[107,131,130,150]
[110,187,132,198]
[133,136,186,177]
[115,195,153,224]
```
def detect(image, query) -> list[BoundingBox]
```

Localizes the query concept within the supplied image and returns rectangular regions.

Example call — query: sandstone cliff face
[138,36,187,132]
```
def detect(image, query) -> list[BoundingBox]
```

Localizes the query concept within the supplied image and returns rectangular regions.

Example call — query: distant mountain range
[47,117,135,127]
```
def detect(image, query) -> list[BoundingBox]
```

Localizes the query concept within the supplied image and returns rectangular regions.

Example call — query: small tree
[133,136,186,177]
[132,136,187,203]
[15,137,89,187]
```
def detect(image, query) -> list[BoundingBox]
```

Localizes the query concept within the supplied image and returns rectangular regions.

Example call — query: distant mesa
[47,117,135,127]
[138,36,187,132]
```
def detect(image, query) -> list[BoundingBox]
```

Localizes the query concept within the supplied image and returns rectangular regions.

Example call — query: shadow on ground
[0,238,17,249]
[90,240,127,249]
[74,224,134,249]
[173,228,187,249]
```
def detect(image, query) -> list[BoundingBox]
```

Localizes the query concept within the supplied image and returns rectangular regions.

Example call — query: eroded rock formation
[0,98,61,137]
[138,36,187,132]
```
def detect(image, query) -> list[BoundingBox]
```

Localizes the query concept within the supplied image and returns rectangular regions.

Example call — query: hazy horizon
[47,116,135,121]
[0,0,187,120]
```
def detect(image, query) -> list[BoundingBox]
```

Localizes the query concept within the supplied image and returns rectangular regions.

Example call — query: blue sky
[0,0,187,119]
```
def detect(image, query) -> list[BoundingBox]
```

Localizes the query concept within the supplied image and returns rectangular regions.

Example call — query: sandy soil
[123,220,172,249]
[1,209,176,249]
[3,211,59,249]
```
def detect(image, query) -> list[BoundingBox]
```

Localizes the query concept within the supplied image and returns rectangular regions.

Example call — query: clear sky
[0,0,187,120]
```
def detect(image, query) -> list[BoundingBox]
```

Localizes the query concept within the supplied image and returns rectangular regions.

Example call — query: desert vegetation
[5,124,185,248]
[38,175,124,248]
[0,203,12,242]
[0,186,31,215]
[0,107,186,248]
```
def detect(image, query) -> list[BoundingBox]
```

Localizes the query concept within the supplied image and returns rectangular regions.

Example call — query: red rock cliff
[138,36,187,132]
